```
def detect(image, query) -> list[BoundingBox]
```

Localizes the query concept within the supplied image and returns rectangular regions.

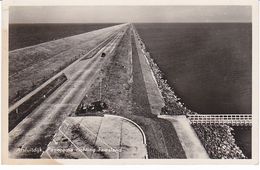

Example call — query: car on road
[101,52,106,58]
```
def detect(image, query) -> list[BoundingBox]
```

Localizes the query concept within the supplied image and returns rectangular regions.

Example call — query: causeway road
[9,24,129,158]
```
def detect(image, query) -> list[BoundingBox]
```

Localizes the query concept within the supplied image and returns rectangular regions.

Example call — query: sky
[9,6,251,23]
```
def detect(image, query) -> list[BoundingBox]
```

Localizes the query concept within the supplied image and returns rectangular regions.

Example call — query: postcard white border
[1,0,259,165]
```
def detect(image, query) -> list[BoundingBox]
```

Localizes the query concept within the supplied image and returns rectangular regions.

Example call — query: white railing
[187,114,252,126]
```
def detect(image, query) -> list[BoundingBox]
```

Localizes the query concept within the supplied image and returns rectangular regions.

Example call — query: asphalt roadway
[9,25,128,158]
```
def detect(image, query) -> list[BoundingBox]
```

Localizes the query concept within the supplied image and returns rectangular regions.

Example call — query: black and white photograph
[1,0,258,164]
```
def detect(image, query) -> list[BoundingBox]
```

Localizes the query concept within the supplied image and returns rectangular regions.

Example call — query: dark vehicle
[101,52,106,58]
[76,100,108,116]
[87,100,108,112]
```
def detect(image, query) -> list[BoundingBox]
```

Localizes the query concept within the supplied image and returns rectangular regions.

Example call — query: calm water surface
[135,23,252,158]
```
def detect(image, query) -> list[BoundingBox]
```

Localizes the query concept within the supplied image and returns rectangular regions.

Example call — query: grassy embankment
[9,23,120,50]
[9,25,121,105]
[76,28,186,159]
[134,25,247,159]
[9,74,67,132]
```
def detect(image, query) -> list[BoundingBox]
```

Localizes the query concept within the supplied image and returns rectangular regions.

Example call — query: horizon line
[10,21,252,24]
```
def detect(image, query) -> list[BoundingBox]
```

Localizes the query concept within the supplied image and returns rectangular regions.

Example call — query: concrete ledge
[132,29,165,116]
[158,115,209,159]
